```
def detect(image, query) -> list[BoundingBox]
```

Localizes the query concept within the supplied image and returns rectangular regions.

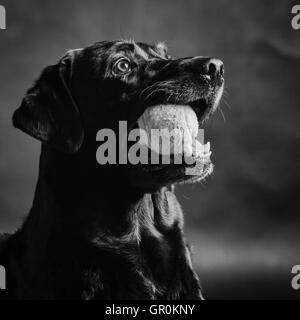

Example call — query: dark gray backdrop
[0,0,300,299]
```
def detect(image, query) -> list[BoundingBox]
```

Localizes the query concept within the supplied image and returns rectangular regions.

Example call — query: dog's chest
[80,191,185,299]
[81,236,174,299]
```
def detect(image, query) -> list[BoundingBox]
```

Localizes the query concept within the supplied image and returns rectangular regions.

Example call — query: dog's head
[13,40,224,189]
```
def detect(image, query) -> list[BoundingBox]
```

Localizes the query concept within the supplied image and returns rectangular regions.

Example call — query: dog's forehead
[107,40,169,61]
[137,42,168,59]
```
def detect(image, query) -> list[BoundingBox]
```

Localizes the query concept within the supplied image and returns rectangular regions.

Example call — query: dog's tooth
[194,140,204,156]
[198,151,212,162]
[183,130,194,157]
[201,151,212,157]
[204,142,210,153]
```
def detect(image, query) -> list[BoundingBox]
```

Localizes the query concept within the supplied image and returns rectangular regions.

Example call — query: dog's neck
[22,144,182,247]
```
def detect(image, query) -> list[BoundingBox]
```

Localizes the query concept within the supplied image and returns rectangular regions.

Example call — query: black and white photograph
[0,0,300,306]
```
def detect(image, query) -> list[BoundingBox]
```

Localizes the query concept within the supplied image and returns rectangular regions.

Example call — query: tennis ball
[137,104,199,156]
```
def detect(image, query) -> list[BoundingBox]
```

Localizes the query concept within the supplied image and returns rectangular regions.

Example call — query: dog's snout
[203,58,224,78]
[186,57,224,79]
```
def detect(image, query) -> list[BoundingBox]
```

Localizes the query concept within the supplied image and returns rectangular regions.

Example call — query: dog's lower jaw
[128,160,213,191]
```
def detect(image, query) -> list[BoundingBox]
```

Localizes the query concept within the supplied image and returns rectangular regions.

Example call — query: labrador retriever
[0,40,224,299]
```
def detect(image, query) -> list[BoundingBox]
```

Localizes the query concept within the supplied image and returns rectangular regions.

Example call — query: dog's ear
[13,50,84,153]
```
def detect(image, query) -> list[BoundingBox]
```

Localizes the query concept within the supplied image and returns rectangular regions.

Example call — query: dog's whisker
[182,194,191,200]
[223,88,229,97]
[143,88,167,102]
[139,81,171,100]
[166,92,174,103]
[139,83,158,98]
[222,98,232,110]
[219,107,226,123]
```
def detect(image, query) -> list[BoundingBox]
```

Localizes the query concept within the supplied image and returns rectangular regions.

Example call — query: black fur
[0,40,224,299]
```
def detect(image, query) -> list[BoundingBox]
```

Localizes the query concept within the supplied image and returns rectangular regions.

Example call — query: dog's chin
[128,158,214,190]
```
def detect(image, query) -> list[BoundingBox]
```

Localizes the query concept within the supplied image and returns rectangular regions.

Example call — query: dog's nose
[203,58,224,78]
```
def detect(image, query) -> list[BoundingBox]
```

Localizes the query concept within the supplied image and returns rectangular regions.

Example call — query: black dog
[0,40,224,299]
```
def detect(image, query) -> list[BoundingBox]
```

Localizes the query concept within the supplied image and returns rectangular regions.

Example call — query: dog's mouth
[129,93,220,187]
[138,98,212,159]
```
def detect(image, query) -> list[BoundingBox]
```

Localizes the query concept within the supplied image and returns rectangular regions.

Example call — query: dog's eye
[113,59,131,75]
